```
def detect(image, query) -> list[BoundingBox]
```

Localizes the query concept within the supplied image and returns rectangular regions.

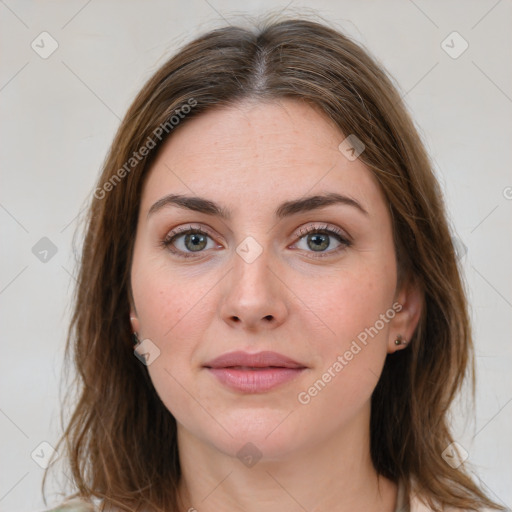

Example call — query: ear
[387,275,423,354]
[130,310,140,335]
[128,286,140,334]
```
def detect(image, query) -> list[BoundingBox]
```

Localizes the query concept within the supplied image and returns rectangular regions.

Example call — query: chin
[180,406,311,462]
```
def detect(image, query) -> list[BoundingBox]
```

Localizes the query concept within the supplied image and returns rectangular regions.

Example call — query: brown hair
[43,15,504,512]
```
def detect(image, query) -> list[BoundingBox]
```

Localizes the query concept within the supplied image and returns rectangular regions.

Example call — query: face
[129,98,418,460]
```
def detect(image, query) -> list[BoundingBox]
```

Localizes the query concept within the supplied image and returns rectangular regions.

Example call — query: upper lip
[204,351,306,369]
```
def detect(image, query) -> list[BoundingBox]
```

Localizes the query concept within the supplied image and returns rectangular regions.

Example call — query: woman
[42,16,504,512]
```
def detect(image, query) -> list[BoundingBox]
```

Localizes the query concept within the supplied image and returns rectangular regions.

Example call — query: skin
[129,98,421,512]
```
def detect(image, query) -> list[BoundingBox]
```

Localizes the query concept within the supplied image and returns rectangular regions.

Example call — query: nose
[219,244,288,331]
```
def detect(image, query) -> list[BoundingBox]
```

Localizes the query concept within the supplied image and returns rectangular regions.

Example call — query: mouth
[203,351,307,393]
[220,365,294,370]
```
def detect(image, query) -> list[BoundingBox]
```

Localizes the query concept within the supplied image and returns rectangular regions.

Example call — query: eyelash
[161,224,351,259]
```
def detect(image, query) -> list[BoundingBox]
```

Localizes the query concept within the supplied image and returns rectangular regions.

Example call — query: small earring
[133,332,140,346]
[394,334,407,346]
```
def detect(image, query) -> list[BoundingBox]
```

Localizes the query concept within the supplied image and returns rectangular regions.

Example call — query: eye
[161,225,219,258]
[161,223,351,259]
[292,224,351,258]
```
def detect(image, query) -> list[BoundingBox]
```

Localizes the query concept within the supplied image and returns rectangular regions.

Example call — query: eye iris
[185,233,207,252]
[307,233,330,251]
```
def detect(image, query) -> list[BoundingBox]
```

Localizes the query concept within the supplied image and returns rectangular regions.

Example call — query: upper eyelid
[296,224,350,239]
[165,224,216,239]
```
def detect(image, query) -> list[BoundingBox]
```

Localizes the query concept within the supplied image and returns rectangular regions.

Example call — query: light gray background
[1,1,511,511]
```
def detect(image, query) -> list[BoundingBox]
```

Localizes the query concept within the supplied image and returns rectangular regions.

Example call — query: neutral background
[1,1,511,511]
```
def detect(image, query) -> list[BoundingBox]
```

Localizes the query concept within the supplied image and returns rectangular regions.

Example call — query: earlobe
[128,284,140,334]
[130,312,141,347]
[390,333,409,353]
[129,310,140,335]
[394,334,408,347]
[387,275,423,354]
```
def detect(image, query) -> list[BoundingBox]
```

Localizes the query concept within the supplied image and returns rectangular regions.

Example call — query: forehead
[139,98,385,216]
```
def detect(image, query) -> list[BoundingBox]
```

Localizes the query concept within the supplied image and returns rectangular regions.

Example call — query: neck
[175,405,398,512]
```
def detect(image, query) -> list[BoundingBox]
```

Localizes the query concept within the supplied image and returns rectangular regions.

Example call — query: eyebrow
[147,192,368,220]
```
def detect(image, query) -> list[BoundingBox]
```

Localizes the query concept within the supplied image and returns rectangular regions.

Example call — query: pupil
[309,233,329,251]
[186,233,207,251]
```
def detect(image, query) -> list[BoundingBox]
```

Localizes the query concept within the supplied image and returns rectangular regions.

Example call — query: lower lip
[206,367,306,393]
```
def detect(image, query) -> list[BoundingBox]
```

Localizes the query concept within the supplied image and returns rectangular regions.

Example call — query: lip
[204,351,307,393]
[204,350,305,369]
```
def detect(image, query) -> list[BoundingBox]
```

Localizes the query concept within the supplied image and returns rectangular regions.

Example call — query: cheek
[131,261,213,424]
[297,260,395,403]
[131,251,221,401]
[310,261,396,343]
[132,250,211,342]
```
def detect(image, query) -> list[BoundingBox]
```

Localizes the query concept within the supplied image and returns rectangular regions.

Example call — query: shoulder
[409,492,496,512]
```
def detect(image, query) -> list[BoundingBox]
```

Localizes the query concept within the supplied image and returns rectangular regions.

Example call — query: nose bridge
[232,236,274,299]
[220,232,287,328]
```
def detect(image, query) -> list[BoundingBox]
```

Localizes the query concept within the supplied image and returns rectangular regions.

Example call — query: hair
[43,15,504,512]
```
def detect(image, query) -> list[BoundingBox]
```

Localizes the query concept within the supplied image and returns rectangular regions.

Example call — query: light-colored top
[395,477,409,511]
